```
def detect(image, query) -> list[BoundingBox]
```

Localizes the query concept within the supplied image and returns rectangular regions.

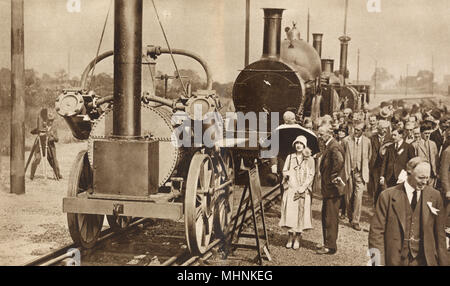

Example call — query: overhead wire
[151,0,188,98]
[88,0,113,90]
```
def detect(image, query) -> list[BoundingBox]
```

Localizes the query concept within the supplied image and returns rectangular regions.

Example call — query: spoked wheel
[106,215,133,232]
[67,150,104,249]
[214,150,235,238]
[185,153,216,255]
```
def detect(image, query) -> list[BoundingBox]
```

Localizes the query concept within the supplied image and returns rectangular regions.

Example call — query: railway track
[24,185,281,266]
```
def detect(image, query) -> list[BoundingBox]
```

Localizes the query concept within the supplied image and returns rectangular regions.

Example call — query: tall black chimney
[339,35,351,80]
[262,8,284,60]
[113,0,142,137]
[312,33,323,58]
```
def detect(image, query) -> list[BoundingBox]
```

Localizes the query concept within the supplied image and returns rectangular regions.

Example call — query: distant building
[443,74,450,86]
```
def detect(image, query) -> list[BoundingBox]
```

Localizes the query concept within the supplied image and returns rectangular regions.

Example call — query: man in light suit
[380,127,415,188]
[343,121,372,231]
[316,125,345,255]
[369,157,448,266]
[412,122,439,186]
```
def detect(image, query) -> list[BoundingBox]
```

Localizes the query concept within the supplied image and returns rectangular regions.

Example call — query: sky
[1,0,450,84]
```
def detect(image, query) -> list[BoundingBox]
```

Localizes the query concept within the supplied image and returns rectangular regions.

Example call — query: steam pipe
[80,51,113,90]
[80,48,213,91]
[158,47,213,90]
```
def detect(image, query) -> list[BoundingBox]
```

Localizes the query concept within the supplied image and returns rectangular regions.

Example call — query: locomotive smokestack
[262,8,284,60]
[339,35,351,80]
[321,59,334,74]
[113,0,142,137]
[312,33,323,57]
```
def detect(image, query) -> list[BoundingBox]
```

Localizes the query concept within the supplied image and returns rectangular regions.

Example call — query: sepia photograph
[0,0,449,270]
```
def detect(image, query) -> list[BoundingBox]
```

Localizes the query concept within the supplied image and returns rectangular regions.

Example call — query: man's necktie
[411,190,418,210]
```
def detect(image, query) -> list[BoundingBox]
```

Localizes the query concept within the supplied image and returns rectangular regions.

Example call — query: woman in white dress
[279,136,315,249]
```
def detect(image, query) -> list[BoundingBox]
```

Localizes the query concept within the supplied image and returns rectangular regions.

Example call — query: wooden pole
[343,0,348,36]
[357,48,360,84]
[307,8,310,43]
[245,0,250,67]
[374,60,377,99]
[10,0,25,194]
[405,64,409,97]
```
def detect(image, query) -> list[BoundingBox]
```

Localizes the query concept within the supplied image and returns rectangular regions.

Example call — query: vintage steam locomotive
[232,9,370,131]
[57,0,235,255]
[56,2,369,256]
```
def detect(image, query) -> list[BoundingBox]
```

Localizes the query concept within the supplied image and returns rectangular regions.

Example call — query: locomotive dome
[280,38,322,81]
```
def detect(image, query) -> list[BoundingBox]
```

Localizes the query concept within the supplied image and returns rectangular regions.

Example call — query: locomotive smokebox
[262,8,285,60]
[312,33,323,58]
[113,0,142,137]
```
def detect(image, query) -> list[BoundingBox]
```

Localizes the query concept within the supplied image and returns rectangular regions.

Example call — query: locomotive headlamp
[55,90,85,117]
[55,89,91,140]
[185,90,217,120]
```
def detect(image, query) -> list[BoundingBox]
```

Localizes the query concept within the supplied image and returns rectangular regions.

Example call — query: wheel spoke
[80,216,88,240]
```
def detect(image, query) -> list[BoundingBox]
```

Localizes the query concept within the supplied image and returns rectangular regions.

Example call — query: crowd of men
[290,99,449,264]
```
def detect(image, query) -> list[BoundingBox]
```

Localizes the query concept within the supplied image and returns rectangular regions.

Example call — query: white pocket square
[427,202,440,215]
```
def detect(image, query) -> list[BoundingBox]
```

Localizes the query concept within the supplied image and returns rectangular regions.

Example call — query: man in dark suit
[369,120,391,206]
[439,129,450,239]
[380,127,415,188]
[430,118,447,153]
[316,125,345,255]
[369,157,448,266]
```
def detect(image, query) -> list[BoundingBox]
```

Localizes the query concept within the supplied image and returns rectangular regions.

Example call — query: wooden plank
[63,197,183,220]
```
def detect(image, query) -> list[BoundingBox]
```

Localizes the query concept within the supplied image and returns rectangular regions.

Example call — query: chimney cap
[339,35,351,42]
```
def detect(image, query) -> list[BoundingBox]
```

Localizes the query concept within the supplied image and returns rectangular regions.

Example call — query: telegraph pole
[357,48,360,84]
[10,0,25,194]
[431,54,434,95]
[373,60,377,99]
[244,0,250,67]
[343,0,348,36]
[307,8,310,43]
[405,64,409,97]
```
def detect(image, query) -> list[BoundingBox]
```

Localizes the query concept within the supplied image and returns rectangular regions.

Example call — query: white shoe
[293,239,300,250]
[286,237,293,248]
[286,240,293,248]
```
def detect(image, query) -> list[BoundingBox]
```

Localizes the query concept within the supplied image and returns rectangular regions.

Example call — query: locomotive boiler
[232,8,322,125]
[56,0,234,255]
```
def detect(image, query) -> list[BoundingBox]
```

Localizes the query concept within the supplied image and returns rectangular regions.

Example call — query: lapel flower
[427,201,440,215]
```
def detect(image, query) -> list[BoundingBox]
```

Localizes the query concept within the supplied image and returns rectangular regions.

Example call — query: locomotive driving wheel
[214,150,235,238]
[185,153,216,255]
[67,150,104,249]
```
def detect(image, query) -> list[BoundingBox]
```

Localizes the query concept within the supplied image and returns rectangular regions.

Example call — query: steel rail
[24,218,148,266]
[25,184,281,266]
[162,184,281,266]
